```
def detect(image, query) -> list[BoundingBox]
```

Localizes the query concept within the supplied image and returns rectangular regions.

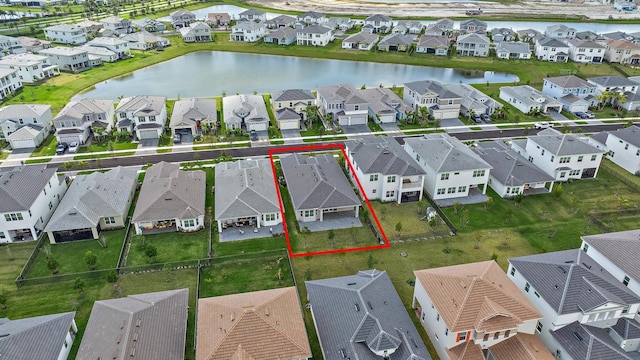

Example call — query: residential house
[364,14,393,33]
[0,53,58,82]
[86,37,130,60]
[542,75,599,112]
[121,31,170,51]
[604,39,640,64]
[456,33,490,57]
[568,38,605,63]
[589,125,640,175]
[222,94,270,132]
[170,9,196,28]
[265,14,296,29]
[0,312,77,360]
[0,104,52,149]
[78,289,188,360]
[518,28,542,43]
[100,16,132,35]
[460,18,487,34]
[43,24,88,44]
[510,128,604,180]
[496,41,532,60]
[588,75,640,110]
[230,21,267,42]
[534,37,570,62]
[575,30,601,41]
[544,24,576,39]
[44,167,137,243]
[0,68,21,100]
[0,34,25,55]
[131,17,166,32]
[377,34,415,52]
[196,287,311,360]
[316,83,368,126]
[132,161,205,235]
[77,45,118,63]
[280,153,360,223]
[473,141,555,197]
[54,98,114,144]
[491,27,516,43]
[413,261,553,360]
[416,36,449,56]
[74,18,102,34]
[345,137,425,203]
[550,320,640,360]
[342,32,379,51]
[358,87,410,123]
[325,17,355,31]
[115,95,166,140]
[306,270,432,360]
[0,165,66,243]
[17,36,52,53]
[264,27,296,45]
[271,88,314,129]
[435,18,455,32]
[424,23,447,37]
[508,249,640,354]
[296,11,326,25]
[404,133,492,202]
[499,85,563,114]
[444,83,502,117]
[393,20,424,35]
[600,30,633,41]
[170,98,217,136]
[238,9,266,22]
[297,25,333,46]
[180,22,212,42]
[39,47,91,72]
[206,12,231,27]
[214,159,281,235]
[403,80,461,119]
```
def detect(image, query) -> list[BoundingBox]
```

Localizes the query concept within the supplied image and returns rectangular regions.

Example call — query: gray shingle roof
[6,124,45,141]
[357,88,409,117]
[343,32,379,45]
[474,141,554,187]
[214,159,280,220]
[0,104,50,119]
[280,153,360,211]
[588,75,639,88]
[298,24,331,35]
[550,321,635,360]
[404,133,492,173]
[545,75,595,89]
[417,35,448,49]
[55,98,114,122]
[530,128,604,156]
[537,37,569,47]
[275,107,302,121]
[77,289,188,360]
[0,164,60,213]
[170,98,217,129]
[239,9,265,16]
[582,229,640,283]
[605,125,640,147]
[305,270,431,360]
[317,83,367,105]
[611,318,640,340]
[346,137,424,177]
[266,27,297,40]
[44,167,137,232]
[378,34,416,47]
[0,312,75,360]
[509,249,640,315]
[403,80,459,99]
[444,83,502,114]
[116,95,166,116]
[223,94,269,127]
[496,41,531,55]
[365,14,392,22]
[271,89,314,102]
[132,162,205,223]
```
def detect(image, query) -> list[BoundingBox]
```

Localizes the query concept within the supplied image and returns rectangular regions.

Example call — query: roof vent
[582,262,592,269]
[573,332,583,341]
[354,303,360,312]
[347,282,356,286]
[558,266,566,274]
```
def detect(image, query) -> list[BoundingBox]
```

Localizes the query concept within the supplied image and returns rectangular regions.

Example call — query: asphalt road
[44,123,636,170]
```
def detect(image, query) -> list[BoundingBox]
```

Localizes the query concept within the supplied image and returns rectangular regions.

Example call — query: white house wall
[606,135,640,175]
[523,140,603,180]
[581,241,640,297]
[413,280,456,360]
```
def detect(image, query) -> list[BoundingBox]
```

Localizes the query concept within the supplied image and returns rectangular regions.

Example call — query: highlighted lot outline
[268,143,390,258]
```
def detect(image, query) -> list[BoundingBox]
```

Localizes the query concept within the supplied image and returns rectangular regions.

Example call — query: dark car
[173,133,182,144]
[55,142,68,155]
[472,114,482,123]
[250,130,258,141]
[480,113,491,123]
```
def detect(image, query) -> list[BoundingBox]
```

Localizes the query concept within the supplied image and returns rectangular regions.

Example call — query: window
[372,189,376,194]
[550,155,555,162]
[416,154,420,162]
[445,328,449,336]
[369,174,378,182]
[264,213,276,222]
[510,267,516,276]
[387,176,396,183]
[459,332,467,341]
[536,321,543,333]
[441,173,449,180]
[623,276,630,286]
[637,149,640,156]
[541,149,545,156]
[534,291,540,298]
[473,170,485,177]
[524,282,530,292]
[138,116,146,123]
[447,187,456,194]
[436,313,440,321]
[385,191,395,198]
[483,334,489,341]
[577,155,583,162]
[559,156,570,163]
[104,217,116,224]
[569,170,580,176]
[303,210,315,217]
[582,243,589,253]
[150,115,156,122]
[494,332,499,340]
[560,172,566,178]
[48,202,53,210]
[505,330,510,337]
[0,232,5,239]
[183,219,195,227]
[458,186,467,193]
[528,156,533,162]
[437,188,445,195]
[591,154,597,161]
[4,213,24,221]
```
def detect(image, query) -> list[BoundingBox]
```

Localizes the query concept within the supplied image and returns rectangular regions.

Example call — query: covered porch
[298,210,363,233]
[135,219,176,235]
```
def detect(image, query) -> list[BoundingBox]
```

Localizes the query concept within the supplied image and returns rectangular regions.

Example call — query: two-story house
[404,133,492,203]
[131,17,166,32]
[223,94,270,132]
[345,137,425,204]
[403,80,461,119]
[491,27,516,43]
[115,95,167,140]
[99,16,132,35]
[0,53,58,83]
[510,128,604,180]
[17,36,52,53]
[567,39,605,63]
[544,24,576,40]
[296,11,326,25]
[393,20,424,35]
[43,24,88,45]
[0,164,67,243]
[264,27,297,45]
[588,75,640,110]
[85,37,130,60]
[542,75,598,112]
[0,34,25,54]
[39,47,91,73]
[316,83,368,126]
[604,39,640,65]
[0,312,77,360]
[54,98,114,144]
[499,85,563,114]
[358,87,410,123]
[206,12,231,27]
[264,14,296,29]
[460,18,487,34]
[589,125,640,175]
[270,88,314,129]
[238,9,266,22]
[456,33,490,57]
[413,261,553,360]
[230,21,267,42]
[0,104,52,149]
[363,14,393,33]
[169,9,196,28]
[534,37,570,62]
[445,83,503,117]
[179,22,212,42]
[0,68,21,101]
[297,25,333,46]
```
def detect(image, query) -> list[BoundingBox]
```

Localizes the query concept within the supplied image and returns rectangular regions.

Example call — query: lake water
[74,51,518,100]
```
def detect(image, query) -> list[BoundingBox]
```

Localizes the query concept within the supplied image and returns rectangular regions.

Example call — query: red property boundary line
[268,143,390,258]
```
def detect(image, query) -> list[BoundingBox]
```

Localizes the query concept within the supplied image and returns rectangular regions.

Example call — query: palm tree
[612,92,627,110]
[303,104,320,129]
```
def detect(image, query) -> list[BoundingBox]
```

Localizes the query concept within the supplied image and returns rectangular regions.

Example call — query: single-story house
[121,31,170,50]
[222,94,270,132]
[496,41,532,60]
[357,87,410,123]
[341,32,379,51]
[264,27,297,45]
[415,35,449,55]
[377,34,415,52]
[499,85,563,114]
[169,98,217,137]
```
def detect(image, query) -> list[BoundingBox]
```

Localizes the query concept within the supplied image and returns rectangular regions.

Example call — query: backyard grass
[370,200,451,238]
[28,229,127,278]
[0,242,36,293]
[126,230,209,266]
[212,234,288,256]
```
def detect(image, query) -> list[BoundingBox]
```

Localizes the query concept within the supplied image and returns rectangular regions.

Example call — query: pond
[74,51,518,100]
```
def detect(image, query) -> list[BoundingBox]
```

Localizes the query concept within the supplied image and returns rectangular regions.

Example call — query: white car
[534,122,553,129]
[68,141,79,153]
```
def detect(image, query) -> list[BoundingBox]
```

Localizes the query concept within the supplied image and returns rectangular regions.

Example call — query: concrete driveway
[341,124,371,136]
[281,129,303,144]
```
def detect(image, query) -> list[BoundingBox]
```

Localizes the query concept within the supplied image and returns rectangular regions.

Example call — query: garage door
[139,129,158,140]
[10,139,36,149]
[279,119,299,130]
[339,115,367,126]
[248,123,268,132]
[58,134,81,145]
[570,104,589,113]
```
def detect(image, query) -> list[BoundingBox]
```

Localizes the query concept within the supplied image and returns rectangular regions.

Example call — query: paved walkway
[299,211,363,232]
[435,188,488,207]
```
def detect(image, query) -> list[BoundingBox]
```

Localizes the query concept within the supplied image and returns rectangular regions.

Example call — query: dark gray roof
[239,9,265,16]
[275,107,302,121]
[404,133,492,173]
[588,76,639,88]
[531,128,604,156]
[605,125,640,147]
[404,79,459,99]
[305,270,431,360]
[280,153,360,211]
[509,249,640,315]
[343,32,379,45]
[116,95,166,117]
[582,229,640,283]
[271,89,314,102]
[461,18,487,28]
[545,76,594,90]
[298,11,324,19]
[474,141,554,187]
[298,25,331,34]
[379,34,415,47]
[589,131,609,147]
[0,312,75,360]
[170,98,217,129]
[77,289,188,360]
[266,27,297,40]
[537,37,569,47]
[0,165,60,213]
[346,137,425,177]
[611,318,640,340]
[365,14,392,22]
[550,321,635,360]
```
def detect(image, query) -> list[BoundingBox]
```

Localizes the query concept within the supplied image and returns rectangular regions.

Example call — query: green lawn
[0,242,36,293]
[126,230,209,266]
[28,229,126,278]
[370,200,451,238]
[78,141,138,153]
[29,134,57,157]
[213,235,288,256]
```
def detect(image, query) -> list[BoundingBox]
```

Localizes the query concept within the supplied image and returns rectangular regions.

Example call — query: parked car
[574,112,588,119]
[55,142,68,155]
[584,111,595,119]
[480,114,491,123]
[68,142,79,153]
[472,114,482,123]
[534,122,553,129]
[250,130,258,141]
[173,133,182,144]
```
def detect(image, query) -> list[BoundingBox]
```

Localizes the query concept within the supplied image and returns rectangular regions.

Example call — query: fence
[424,195,458,236]
[116,217,133,271]
[14,233,47,288]
[600,161,640,193]
[589,208,640,232]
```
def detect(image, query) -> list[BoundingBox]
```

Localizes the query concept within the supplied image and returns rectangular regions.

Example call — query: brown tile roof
[446,340,485,360]
[414,261,541,332]
[196,287,311,360]
[489,333,555,360]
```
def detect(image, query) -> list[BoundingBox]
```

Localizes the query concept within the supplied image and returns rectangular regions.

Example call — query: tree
[484,196,494,211]
[453,201,463,215]
[85,251,97,270]
[74,277,85,292]
[474,231,481,249]
[395,222,403,235]
[106,270,119,284]
[416,199,424,214]
[145,244,158,259]
[47,255,60,274]
[552,183,564,199]
[514,193,524,207]
[303,104,320,129]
